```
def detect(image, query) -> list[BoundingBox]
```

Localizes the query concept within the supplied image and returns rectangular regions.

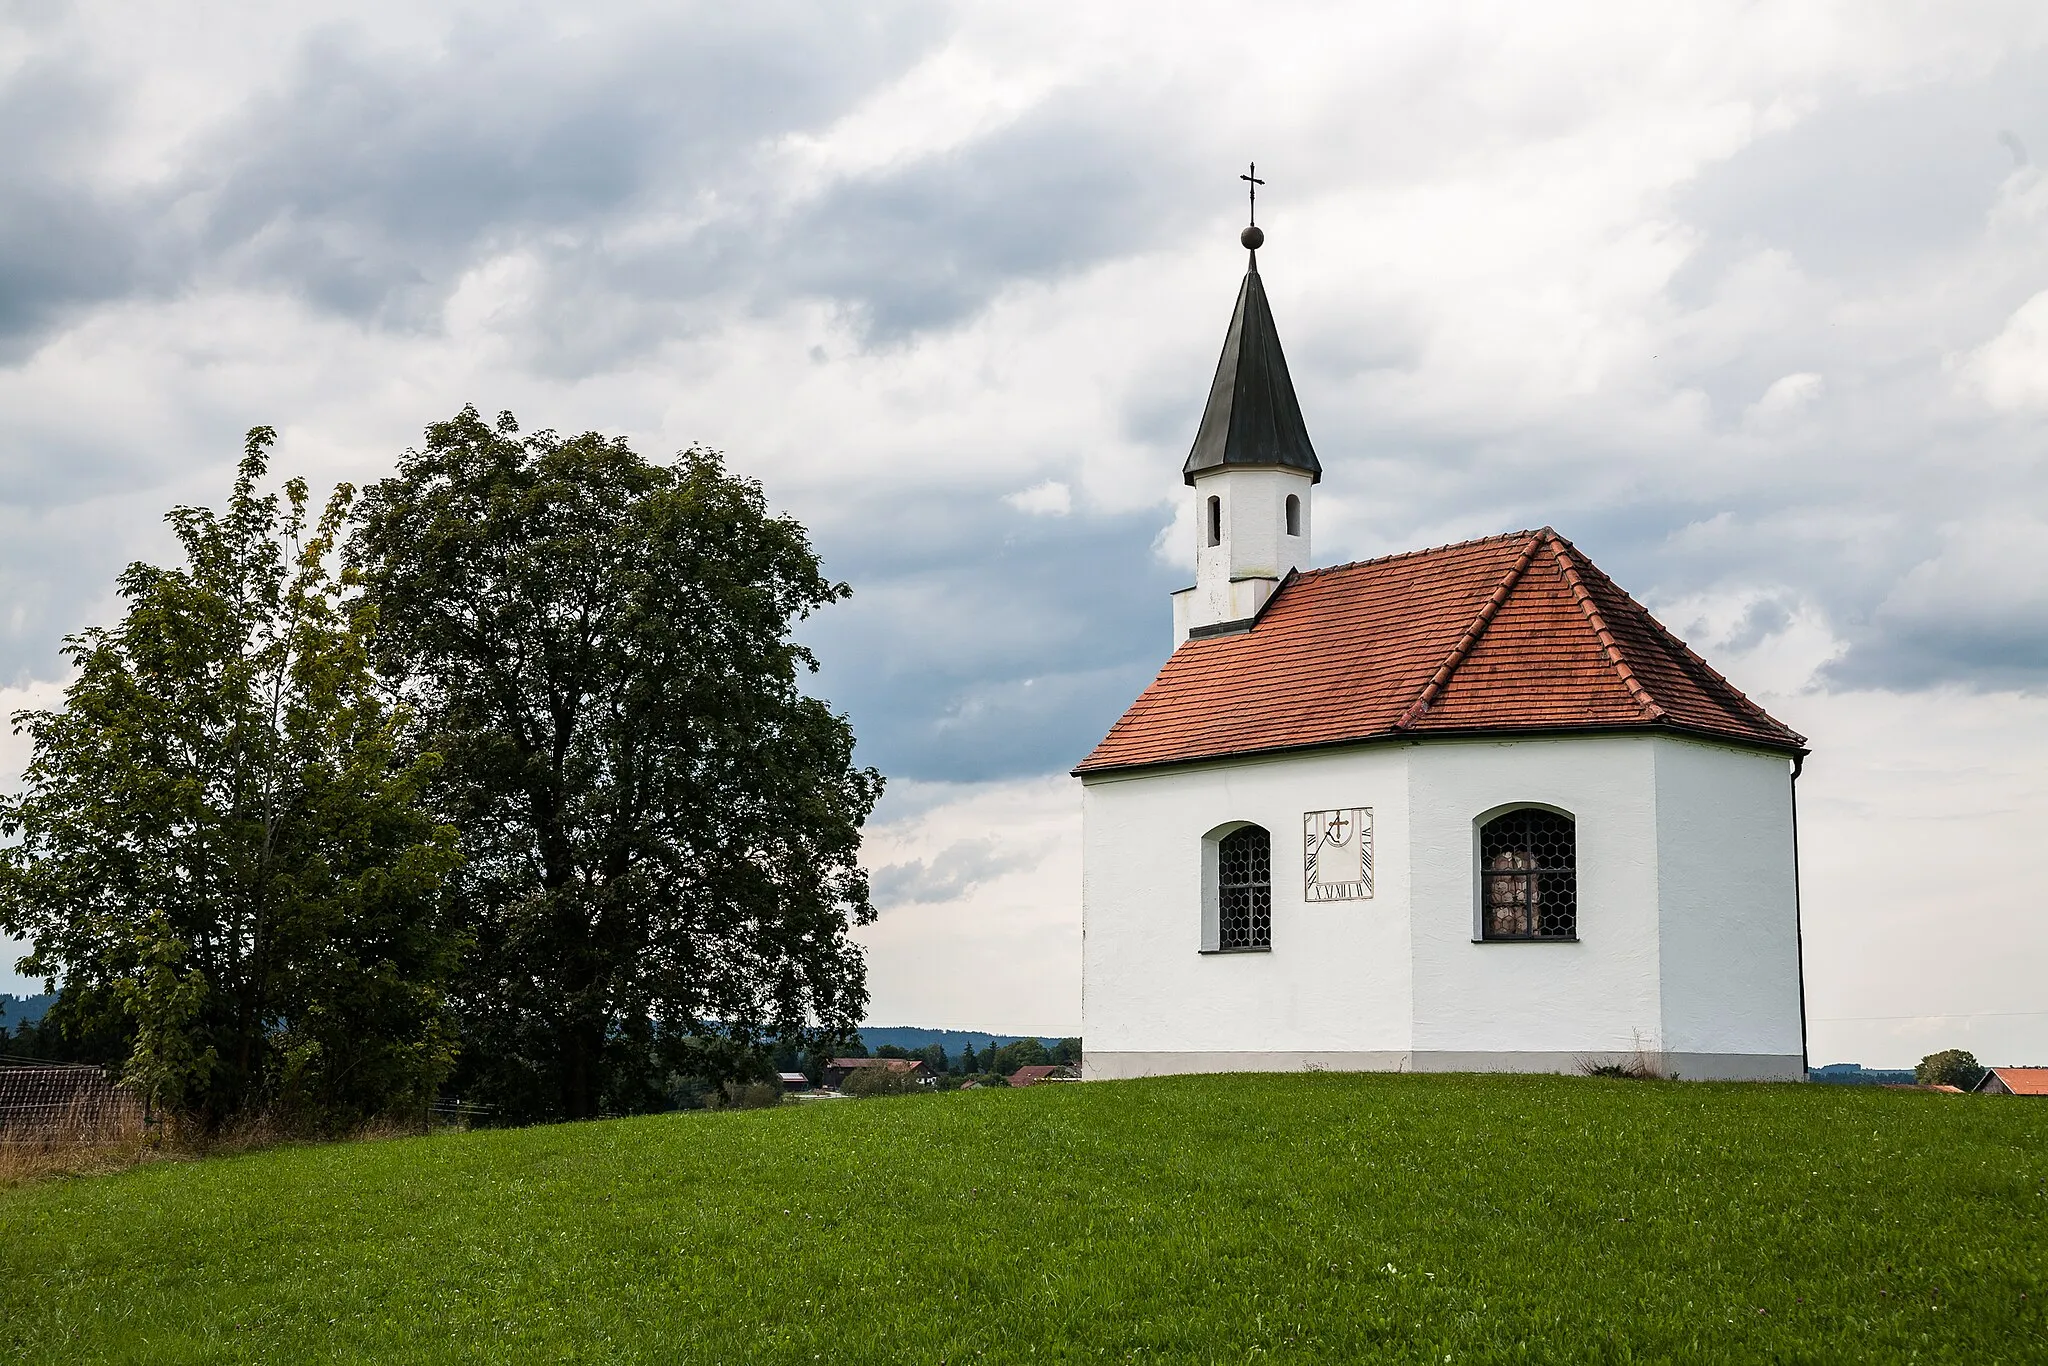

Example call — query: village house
[1972,1067,2048,1096]
[1007,1065,1078,1088]
[822,1057,927,1090]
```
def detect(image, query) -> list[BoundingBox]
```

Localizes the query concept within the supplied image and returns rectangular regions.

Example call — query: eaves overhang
[1072,719,1809,781]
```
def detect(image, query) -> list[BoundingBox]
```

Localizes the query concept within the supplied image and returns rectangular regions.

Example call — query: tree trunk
[557,1016,606,1119]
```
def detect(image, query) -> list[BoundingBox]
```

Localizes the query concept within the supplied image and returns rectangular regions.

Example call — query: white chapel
[1075,219,1810,1083]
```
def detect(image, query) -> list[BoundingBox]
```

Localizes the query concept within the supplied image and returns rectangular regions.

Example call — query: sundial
[1304,807,1373,902]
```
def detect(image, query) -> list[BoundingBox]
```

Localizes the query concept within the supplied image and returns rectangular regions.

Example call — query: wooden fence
[0,1057,144,1145]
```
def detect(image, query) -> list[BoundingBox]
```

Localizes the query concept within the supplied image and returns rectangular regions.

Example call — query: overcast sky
[3,2,2046,1067]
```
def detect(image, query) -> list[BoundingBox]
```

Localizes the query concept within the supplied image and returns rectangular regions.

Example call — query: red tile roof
[1007,1065,1073,1087]
[830,1057,923,1073]
[1078,529,1804,774]
[1980,1067,2048,1096]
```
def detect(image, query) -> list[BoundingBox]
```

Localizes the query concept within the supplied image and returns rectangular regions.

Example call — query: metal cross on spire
[1239,163,1267,252]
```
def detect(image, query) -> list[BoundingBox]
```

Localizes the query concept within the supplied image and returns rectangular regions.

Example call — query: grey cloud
[0,4,952,355]
[1828,616,2048,692]
[802,494,1177,784]
[191,6,946,330]
[1674,53,2048,287]
[498,89,1207,374]
[0,494,179,690]
[869,837,1042,907]
[0,58,142,357]
[772,105,1206,343]
[1720,594,1795,654]
[142,7,1201,373]
[1823,518,2048,691]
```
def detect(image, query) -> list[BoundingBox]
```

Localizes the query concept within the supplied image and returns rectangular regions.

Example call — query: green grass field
[2,1073,2042,1363]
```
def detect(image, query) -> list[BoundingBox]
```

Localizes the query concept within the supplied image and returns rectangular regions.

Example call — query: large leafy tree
[350,407,880,1121]
[1915,1049,1984,1090]
[0,431,463,1130]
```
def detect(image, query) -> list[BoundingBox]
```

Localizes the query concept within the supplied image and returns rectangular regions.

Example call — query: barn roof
[1977,1067,2048,1096]
[1007,1065,1074,1087]
[1077,528,1804,775]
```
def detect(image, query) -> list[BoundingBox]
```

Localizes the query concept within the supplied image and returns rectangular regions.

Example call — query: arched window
[1480,808,1577,940]
[1205,495,1222,547]
[1217,824,1272,950]
[1285,494,1301,537]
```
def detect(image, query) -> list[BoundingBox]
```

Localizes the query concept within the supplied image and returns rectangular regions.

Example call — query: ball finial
[1241,224,1265,250]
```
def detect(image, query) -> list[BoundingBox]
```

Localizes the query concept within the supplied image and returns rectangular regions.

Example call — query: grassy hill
[2,1073,2042,1363]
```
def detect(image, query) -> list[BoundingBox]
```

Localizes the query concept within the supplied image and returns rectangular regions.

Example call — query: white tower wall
[1171,466,1316,643]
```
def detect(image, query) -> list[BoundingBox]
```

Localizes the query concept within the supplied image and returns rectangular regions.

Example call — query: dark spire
[1182,225,1321,486]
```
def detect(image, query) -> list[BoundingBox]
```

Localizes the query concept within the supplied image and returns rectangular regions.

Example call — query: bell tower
[1171,173,1321,644]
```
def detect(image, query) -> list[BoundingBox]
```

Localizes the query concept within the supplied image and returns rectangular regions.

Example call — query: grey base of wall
[1083,1050,1806,1082]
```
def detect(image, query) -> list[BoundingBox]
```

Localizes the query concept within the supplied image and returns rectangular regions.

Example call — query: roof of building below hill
[830,1057,923,1073]
[1007,1065,1075,1087]
[1976,1067,2048,1095]
[1078,528,1804,775]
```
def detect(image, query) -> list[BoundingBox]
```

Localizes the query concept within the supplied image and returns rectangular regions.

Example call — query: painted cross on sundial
[1240,163,1265,225]
[1323,811,1351,844]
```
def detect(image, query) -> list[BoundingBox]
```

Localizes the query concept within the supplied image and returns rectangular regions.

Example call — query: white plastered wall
[1083,732,1805,1082]
[1652,737,1803,1073]
[1081,744,1412,1077]
[1407,735,1664,1067]
[1173,465,1314,640]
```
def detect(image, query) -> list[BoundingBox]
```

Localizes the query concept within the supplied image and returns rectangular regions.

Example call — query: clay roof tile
[1077,529,1804,774]
[1983,1067,2048,1096]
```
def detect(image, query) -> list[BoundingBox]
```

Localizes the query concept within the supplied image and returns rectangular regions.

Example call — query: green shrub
[1915,1049,1983,1089]
[702,1081,783,1111]
[840,1065,917,1097]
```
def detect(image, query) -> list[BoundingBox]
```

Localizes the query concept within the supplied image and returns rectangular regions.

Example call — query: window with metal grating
[1480,808,1577,940]
[1217,824,1272,950]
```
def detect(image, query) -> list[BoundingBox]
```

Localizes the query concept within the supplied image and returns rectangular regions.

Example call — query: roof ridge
[1547,531,1666,721]
[1077,525,1809,775]
[1298,528,1544,579]
[1395,531,1544,730]
[1566,542,1805,744]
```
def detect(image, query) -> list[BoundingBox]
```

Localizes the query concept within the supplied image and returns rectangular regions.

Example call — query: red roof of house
[1007,1065,1070,1087]
[1981,1067,2048,1095]
[1077,529,1803,774]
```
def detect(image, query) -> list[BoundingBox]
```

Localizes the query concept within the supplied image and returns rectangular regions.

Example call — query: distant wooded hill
[1809,1063,1917,1086]
[0,993,56,1028]
[0,1005,1047,1061]
[856,1027,1070,1055]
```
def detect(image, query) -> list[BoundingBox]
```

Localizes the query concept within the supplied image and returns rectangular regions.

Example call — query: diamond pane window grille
[1217,824,1272,950]
[1480,808,1577,940]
